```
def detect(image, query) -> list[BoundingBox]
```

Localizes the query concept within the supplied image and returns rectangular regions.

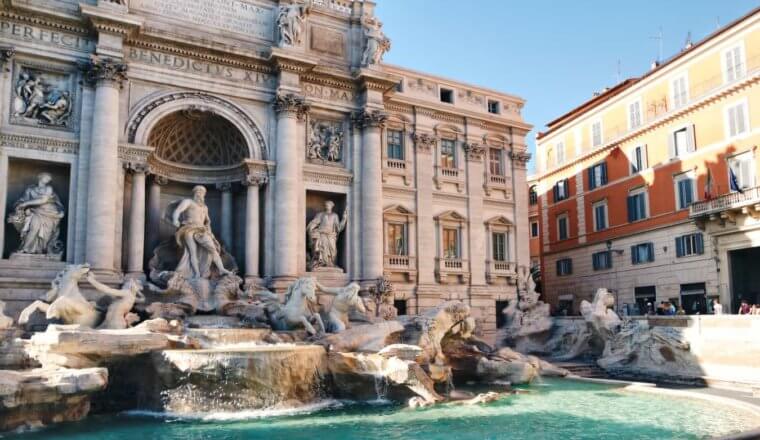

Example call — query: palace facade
[535,8,759,315]
[0,0,531,338]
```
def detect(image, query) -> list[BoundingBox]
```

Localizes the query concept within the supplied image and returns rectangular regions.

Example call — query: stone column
[146,175,167,264]
[356,110,388,281]
[244,175,267,281]
[464,142,487,286]
[272,93,308,283]
[413,132,437,285]
[83,57,127,272]
[125,163,147,277]
[217,183,233,249]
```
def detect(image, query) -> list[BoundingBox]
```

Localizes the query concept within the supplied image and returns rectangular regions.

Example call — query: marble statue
[368,276,398,321]
[0,300,13,330]
[500,268,552,351]
[170,185,232,279]
[39,90,72,126]
[307,120,343,162]
[580,288,622,340]
[7,172,65,258]
[12,70,72,126]
[277,1,308,46]
[86,273,144,330]
[18,264,99,328]
[361,17,391,67]
[255,277,326,335]
[318,281,366,333]
[306,201,348,271]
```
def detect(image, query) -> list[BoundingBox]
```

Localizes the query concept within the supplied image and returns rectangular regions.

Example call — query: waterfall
[373,375,389,402]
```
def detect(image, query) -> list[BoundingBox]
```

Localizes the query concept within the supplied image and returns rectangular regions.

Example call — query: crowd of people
[737,299,760,315]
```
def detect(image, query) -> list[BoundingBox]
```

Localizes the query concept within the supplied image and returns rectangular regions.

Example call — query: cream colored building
[0,0,531,337]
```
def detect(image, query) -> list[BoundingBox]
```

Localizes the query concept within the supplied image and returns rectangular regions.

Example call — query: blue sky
[376,0,758,174]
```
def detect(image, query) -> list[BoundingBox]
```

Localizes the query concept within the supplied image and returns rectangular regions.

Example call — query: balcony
[690,187,760,222]
[386,158,406,170]
[435,257,470,284]
[383,254,417,282]
[486,260,518,284]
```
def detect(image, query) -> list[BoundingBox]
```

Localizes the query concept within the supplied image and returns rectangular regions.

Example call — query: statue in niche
[277,1,308,47]
[7,172,65,258]
[170,185,232,279]
[307,120,343,162]
[306,200,348,271]
[361,17,391,67]
[12,70,72,127]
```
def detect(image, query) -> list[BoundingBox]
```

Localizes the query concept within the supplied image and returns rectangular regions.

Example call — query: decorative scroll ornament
[273,92,309,120]
[352,109,388,128]
[412,132,436,153]
[464,142,486,161]
[81,55,128,86]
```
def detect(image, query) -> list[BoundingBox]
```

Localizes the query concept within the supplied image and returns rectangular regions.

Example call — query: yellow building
[535,7,760,315]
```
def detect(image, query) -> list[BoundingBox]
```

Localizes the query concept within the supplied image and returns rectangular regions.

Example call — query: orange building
[535,7,760,315]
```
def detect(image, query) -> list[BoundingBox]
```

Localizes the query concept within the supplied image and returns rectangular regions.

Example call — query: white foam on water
[125,399,345,422]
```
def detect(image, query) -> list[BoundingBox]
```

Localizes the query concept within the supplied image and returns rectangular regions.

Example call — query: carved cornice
[273,92,310,120]
[303,164,353,186]
[301,73,354,90]
[81,55,128,87]
[510,151,531,168]
[126,38,272,74]
[118,143,151,164]
[464,142,485,161]
[0,133,78,155]
[352,109,388,128]
[412,132,436,153]
[384,102,413,115]
[0,10,90,35]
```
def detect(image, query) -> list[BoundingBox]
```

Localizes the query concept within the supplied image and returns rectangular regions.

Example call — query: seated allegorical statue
[7,172,65,258]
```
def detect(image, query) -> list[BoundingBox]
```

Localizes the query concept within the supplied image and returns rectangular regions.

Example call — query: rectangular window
[440,88,454,103]
[387,129,404,160]
[726,101,749,138]
[556,258,572,276]
[553,179,569,202]
[492,232,508,262]
[675,233,704,257]
[557,215,569,241]
[443,227,459,259]
[530,221,539,238]
[489,148,504,176]
[631,242,655,264]
[387,223,407,256]
[440,139,456,169]
[724,45,745,82]
[672,75,688,108]
[628,100,642,129]
[627,189,647,222]
[556,142,565,165]
[592,251,612,270]
[729,152,754,191]
[669,126,695,158]
[630,145,647,174]
[529,186,538,205]
[675,174,695,210]
[591,121,602,148]
[588,162,608,190]
[487,99,500,114]
[593,201,608,231]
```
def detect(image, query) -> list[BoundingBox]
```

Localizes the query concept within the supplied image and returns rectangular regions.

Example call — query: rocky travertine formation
[0,368,107,431]
[324,320,404,352]
[501,271,553,352]
[0,301,13,330]
[399,300,476,366]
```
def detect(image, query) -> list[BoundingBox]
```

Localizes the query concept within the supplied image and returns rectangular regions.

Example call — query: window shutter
[592,253,599,270]
[736,104,747,134]
[668,132,676,158]
[648,243,655,262]
[696,233,704,255]
[675,237,685,257]
[564,179,570,197]
[553,184,558,202]
[556,260,561,275]
[641,145,648,169]
[627,196,635,222]
[686,125,696,152]
[588,167,595,190]
[601,163,608,185]
[631,245,637,264]
[568,259,572,274]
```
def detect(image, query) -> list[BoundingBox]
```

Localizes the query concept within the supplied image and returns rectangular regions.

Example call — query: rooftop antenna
[715,16,721,30]
[684,31,692,50]
[649,26,663,63]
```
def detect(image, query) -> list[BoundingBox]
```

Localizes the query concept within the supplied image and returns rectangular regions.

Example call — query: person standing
[712,298,723,315]
[738,299,751,315]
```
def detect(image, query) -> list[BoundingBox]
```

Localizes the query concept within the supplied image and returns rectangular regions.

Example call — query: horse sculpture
[19,264,99,328]
[255,277,326,335]
[318,282,366,333]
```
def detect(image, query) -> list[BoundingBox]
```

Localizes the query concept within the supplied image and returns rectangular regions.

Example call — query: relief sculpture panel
[10,65,76,130]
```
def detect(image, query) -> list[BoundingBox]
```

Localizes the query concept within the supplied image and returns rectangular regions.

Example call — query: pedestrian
[738,299,751,315]
[713,298,723,315]
[668,302,676,316]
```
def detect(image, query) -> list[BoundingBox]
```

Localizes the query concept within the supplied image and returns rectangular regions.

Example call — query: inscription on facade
[310,26,345,58]
[127,48,274,86]
[130,0,273,40]
[0,21,92,52]
[302,83,354,103]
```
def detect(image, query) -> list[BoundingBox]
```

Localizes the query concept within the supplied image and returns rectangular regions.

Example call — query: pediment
[435,210,467,222]
[485,215,513,227]
[384,204,415,216]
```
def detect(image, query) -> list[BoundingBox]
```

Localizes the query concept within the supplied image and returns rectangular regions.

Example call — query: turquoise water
[5,379,758,440]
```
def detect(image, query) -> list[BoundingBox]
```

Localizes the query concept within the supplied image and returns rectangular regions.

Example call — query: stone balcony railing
[386,158,406,170]
[435,257,470,284]
[690,186,760,219]
[486,260,517,284]
[383,254,417,282]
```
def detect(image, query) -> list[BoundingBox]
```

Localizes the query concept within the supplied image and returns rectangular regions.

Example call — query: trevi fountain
[0,0,758,439]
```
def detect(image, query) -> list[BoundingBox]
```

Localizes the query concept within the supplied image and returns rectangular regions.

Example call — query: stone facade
[0,0,530,339]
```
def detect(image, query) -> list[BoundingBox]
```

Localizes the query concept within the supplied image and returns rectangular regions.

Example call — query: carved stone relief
[361,16,390,67]
[11,66,75,129]
[277,1,308,47]
[307,119,344,164]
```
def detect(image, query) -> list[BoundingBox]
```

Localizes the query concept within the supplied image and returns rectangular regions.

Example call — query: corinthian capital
[509,150,532,168]
[82,55,128,87]
[244,174,269,187]
[412,132,436,153]
[273,92,309,120]
[464,142,485,161]
[0,46,15,69]
[353,109,388,129]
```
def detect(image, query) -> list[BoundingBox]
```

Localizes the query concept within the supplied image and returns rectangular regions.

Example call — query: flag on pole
[704,167,714,200]
[729,166,743,193]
